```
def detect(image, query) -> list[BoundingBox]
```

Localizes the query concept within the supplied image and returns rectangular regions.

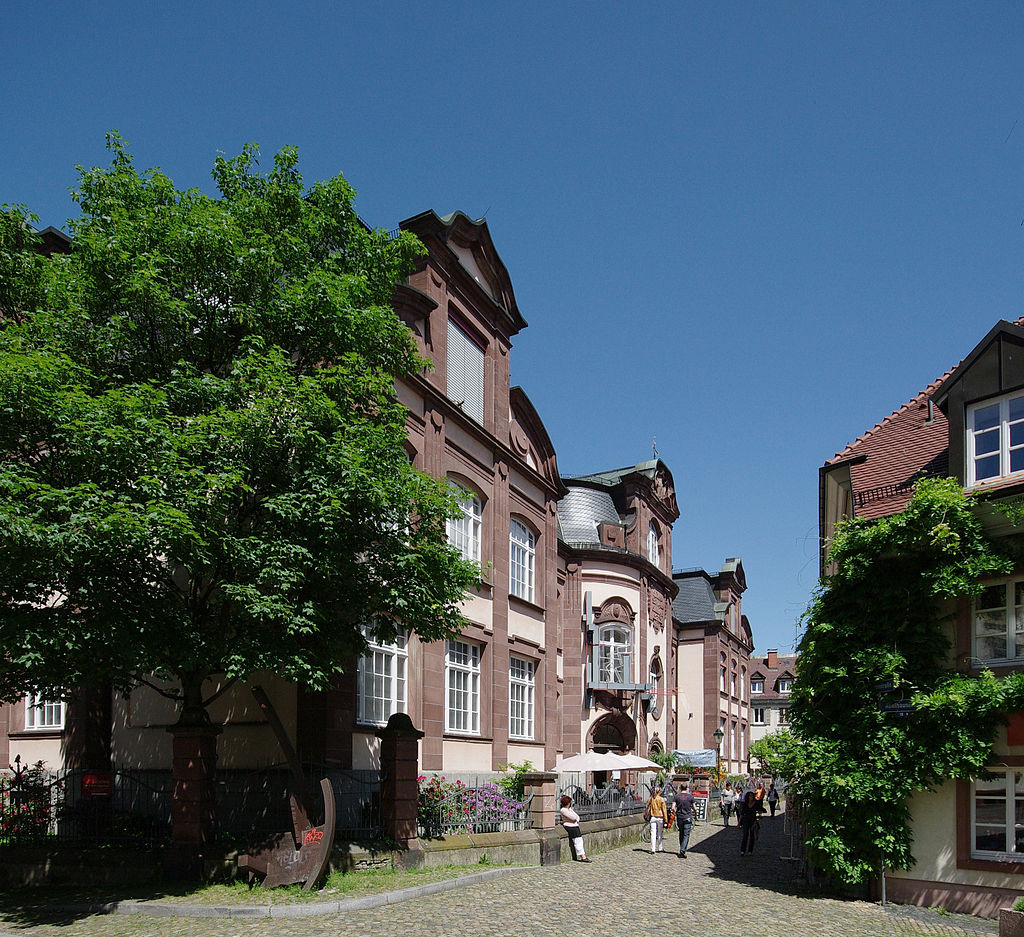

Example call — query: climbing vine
[789,477,1024,885]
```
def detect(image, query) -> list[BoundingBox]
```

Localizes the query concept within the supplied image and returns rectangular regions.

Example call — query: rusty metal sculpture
[237,685,336,890]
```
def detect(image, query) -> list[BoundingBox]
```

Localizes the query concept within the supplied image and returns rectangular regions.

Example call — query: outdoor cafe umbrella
[557,750,628,772]
[558,750,662,772]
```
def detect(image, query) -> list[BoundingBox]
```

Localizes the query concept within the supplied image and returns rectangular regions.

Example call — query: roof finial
[652,436,659,459]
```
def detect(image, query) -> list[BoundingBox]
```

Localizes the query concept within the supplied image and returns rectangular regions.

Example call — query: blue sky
[6,2,1024,653]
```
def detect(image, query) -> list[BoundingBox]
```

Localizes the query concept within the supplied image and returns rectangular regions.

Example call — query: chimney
[767,649,778,669]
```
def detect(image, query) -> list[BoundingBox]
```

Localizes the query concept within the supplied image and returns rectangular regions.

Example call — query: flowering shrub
[417,775,529,838]
[0,761,58,845]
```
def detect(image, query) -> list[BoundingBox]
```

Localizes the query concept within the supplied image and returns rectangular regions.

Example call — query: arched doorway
[588,712,638,789]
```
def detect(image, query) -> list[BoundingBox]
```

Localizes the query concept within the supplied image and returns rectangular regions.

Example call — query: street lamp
[713,726,725,793]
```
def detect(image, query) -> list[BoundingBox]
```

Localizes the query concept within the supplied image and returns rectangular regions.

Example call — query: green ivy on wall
[789,477,1024,885]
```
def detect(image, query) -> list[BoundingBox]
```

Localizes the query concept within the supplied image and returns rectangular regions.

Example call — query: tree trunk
[165,671,220,879]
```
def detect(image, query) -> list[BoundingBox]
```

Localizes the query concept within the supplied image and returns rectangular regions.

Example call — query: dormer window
[647,522,660,566]
[778,678,792,694]
[968,391,1024,485]
[751,678,764,695]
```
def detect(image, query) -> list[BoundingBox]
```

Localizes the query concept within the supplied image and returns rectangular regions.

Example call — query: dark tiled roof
[672,572,717,623]
[557,486,621,544]
[572,459,660,487]
[826,370,954,521]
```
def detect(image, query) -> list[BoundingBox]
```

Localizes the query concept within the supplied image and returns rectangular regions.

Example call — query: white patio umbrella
[557,750,631,772]
[613,753,664,771]
[558,750,663,772]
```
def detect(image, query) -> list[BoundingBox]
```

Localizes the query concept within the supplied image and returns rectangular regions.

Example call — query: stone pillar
[523,771,562,865]
[377,713,424,867]
[166,724,221,877]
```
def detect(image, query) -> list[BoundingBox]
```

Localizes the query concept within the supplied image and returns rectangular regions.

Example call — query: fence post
[522,771,561,865]
[376,713,424,869]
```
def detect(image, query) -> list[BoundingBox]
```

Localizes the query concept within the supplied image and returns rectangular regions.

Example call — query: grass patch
[0,862,529,916]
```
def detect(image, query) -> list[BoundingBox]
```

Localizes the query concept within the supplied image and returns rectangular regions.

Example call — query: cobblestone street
[0,811,998,937]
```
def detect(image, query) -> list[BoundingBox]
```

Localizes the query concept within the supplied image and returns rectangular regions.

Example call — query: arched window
[509,518,536,602]
[447,486,482,564]
[647,521,660,565]
[597,624,631,683]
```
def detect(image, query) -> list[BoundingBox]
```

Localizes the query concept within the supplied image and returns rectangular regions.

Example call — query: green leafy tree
[792,477,1024,885]
[0,137,479,761]
[749,729,800,778]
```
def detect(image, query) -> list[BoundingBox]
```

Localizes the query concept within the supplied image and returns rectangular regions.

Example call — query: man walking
[673,781,696,858]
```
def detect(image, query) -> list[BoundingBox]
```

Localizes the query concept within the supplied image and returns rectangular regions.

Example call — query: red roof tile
[827,370,957,520]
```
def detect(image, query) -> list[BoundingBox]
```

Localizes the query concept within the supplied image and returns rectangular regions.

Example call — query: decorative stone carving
[595,597,635,625]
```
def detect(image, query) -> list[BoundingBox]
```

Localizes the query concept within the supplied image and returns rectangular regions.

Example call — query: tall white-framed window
[447,487,482,564]
[509,519,535,603]
[778,707,791,724]
[25,694,64,730]
[647,521,660,566]
[509,656,535,740]
[741,667,747,698]
[751,678,764,695]
[596,624,631,683]
[445,639,481,734]
[972,768,1024,858]
[446,318,485,424]
[357,626,408,726]
[974,580,1024,662]
[968,391,1024,485]
[752,707,766,725]
[720,662,727,693]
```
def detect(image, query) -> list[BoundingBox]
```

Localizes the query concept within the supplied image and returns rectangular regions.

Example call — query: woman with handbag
[644,785,669,853]
[560,795,591,862]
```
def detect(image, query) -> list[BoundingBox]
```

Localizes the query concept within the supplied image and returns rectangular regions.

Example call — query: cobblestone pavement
[0,810,998,937]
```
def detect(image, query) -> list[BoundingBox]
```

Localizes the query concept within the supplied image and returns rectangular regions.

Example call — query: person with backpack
[673,781,696,858]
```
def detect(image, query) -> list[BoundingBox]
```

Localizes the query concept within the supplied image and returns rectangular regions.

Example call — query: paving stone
[0,809,998,937]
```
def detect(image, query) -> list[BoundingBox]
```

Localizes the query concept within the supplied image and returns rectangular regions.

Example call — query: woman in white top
[560,795,591,862]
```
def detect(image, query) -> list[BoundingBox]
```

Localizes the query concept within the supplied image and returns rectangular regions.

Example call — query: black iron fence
[556,780,646,823]
[0,762,383,849]
[418,782,534,839]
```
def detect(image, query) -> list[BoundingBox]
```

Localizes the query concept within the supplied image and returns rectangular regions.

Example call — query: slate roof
[671,571,718,623]
[573,459,660,487]
[557,485,621,545]
[826,370,954,520]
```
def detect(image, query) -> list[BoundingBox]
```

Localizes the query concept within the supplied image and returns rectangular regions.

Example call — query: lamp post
[713,726,725,797]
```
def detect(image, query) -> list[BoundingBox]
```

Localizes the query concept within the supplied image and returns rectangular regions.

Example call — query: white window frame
[778,678,792,694]
[974,579,1024,663]
[752,707,766,725]
[971,768,1024,859]
[357,626,408,726]
[445,639,481,735]
[968,390,1024,486]
[25,694,64,730]
[447,486,482,564]
[446,318,485,424]
[751,679,764,695]
[596,624,631,684]
[778,707,791,725]
[647,521,660,566]
[509,655,536,740]
[509,518,536,603]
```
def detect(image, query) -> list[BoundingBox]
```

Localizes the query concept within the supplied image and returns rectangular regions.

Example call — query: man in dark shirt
[673,782,696,857]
